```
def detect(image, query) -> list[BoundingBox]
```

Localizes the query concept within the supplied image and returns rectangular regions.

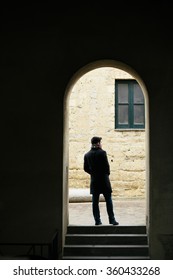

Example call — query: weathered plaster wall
[69,68,146,198]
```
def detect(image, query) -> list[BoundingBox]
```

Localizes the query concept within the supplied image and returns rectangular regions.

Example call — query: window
[115,79,145,129]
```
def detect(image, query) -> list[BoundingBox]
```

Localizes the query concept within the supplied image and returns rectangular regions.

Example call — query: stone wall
[69,67,146,198]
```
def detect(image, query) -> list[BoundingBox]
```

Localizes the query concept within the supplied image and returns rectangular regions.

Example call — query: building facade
[69,68,146,198]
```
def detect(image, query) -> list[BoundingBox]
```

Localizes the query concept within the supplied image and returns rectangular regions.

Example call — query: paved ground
[69,198,146,226]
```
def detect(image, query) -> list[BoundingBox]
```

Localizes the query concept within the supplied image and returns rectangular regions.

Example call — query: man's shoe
[95,221,102,225]
[110,220,119,226]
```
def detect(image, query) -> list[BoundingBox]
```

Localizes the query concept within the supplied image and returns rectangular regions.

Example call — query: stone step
[63,244,149,257]
[65,233,148,245]
[63,225,149,260]
[63,255,150,260]
[67,225,146,234]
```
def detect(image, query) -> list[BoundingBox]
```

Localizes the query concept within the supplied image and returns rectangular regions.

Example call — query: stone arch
[63,59,149,232]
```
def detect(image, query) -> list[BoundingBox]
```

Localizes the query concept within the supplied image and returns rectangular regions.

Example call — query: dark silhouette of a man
[84,136,119,226]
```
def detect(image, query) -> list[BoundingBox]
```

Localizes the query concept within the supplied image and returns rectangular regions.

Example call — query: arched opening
[63,60,149,235]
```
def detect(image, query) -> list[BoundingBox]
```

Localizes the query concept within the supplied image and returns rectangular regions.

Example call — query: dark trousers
[92,192,115,223]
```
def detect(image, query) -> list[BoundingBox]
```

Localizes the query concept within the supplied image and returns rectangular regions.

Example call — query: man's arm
[103,151,110,175]
[84,154,91,174]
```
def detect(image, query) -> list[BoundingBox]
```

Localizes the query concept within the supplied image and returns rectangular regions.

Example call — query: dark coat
[84,147,112,194]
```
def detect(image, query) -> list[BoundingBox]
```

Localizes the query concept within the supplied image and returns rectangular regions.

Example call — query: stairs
[63,225,149,259]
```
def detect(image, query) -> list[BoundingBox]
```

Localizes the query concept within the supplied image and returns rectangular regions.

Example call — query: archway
[63,60,149,236]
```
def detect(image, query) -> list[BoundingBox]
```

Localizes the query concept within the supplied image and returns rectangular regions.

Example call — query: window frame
[115,79,145,129]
